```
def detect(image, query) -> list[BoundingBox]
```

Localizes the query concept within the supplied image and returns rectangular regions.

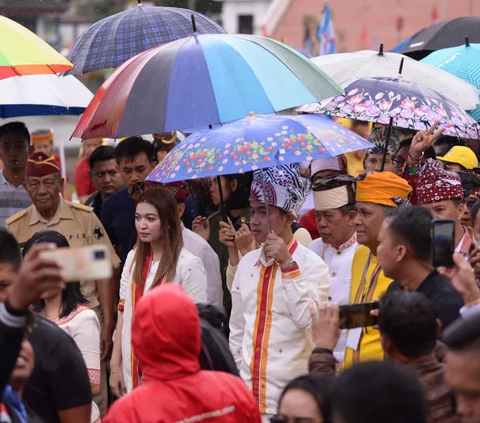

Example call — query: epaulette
[5,208,29,225]
[69,202,93,212]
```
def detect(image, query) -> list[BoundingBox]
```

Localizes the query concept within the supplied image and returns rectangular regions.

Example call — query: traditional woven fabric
[249,164,310,216]
[356,171,412,207]
[25,152,60,177]
[416,159,463,205]
[310,155,347,177]
[368,126,400,155]
[68,6,225,74]
[161,181,190,200]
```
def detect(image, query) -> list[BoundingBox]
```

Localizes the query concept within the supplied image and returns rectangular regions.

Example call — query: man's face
[377,219,402,279]
[354,202,386,251]
[0,133,29,174]
[33,141,53,158]
[444,162,465,173]
[422,199,463,222]
[315,207,355,248]
[24,174,62,215]
[365,153,395,173]
[118,152,155,191]
[445,350,480,423]
[90,159,123,199]
[84,139,102,157]
[0,262,16,303]
[249,201,290,243]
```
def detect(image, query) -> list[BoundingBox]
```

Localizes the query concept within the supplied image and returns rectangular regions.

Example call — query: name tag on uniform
[346,327,362,351]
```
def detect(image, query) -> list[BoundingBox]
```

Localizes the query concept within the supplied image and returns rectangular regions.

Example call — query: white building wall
[220,0,272,35]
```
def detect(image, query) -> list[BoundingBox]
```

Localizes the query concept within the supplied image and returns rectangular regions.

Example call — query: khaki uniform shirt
[6,197,120,309]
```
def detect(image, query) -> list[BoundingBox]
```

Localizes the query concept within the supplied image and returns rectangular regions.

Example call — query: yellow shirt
[343,245,393,368]
[345,151,366,177]
[6,197,120,309]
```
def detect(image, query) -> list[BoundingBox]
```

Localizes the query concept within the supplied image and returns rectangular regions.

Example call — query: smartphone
[40,244,112,282]
[339,302,379,329]
[431,219,455,268]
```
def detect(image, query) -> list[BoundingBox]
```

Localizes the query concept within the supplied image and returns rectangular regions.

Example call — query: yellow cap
[438,146,479,170]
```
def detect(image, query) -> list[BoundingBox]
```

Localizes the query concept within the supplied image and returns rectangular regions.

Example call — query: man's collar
[255,237,298,268]
[325,232,357,252]
[29,196,73,226]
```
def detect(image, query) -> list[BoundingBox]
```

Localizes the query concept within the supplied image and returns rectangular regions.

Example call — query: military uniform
[6,196,120,309]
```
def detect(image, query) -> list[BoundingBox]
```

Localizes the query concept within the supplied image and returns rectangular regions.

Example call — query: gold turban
[356,172,412,207]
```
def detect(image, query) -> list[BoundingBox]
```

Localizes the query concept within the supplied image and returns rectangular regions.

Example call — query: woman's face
[210,176,233,207]
[135,202,161,244]
[278,389,323,423]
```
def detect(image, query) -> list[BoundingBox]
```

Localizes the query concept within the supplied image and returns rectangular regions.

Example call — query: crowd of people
[1,117,480,423]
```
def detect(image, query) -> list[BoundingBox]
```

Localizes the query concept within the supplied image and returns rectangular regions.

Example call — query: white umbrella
[311,46,480,111]
[0,74,93,180]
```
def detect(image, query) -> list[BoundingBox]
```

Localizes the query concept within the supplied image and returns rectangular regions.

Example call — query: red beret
[162,181,189,200]
[25,152,60,177]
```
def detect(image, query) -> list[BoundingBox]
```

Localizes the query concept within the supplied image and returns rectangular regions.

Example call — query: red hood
[131,284,201,382]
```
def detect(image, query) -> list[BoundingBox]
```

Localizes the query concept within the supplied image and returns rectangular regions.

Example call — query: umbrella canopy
[398,17,480,60]
[422,41,480,122]
[298,75,480,139]
[0,16,73,79]
[311,47,479,111]
[146,113,373,183]
[0,74,93,118]
[68,4,225,75]
[72,34,342,139]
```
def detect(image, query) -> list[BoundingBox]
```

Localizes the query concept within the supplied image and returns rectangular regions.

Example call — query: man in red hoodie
[104,284,262,423]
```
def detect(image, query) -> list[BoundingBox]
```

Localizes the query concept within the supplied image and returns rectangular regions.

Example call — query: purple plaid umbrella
[298,75,480,140]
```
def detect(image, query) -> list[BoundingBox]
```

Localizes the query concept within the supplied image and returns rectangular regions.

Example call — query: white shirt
[120,247,208,393]
[182,226,223,310]
[308,233,358,368]
[229,239,330,415]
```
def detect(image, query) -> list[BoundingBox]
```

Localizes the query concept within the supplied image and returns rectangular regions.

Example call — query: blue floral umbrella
[146,113,373,183]
[298,75,480,139]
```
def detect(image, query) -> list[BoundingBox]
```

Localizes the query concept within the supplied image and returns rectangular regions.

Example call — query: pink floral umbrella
[298,75,480,139]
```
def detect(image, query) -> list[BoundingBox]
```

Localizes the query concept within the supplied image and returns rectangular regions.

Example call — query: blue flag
[316,2,336,56]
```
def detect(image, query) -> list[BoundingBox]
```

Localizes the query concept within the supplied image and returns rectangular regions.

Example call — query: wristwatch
[281,260,297,270]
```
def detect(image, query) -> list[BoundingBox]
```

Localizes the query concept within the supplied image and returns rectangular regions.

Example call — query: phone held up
[40,244,112,282]
[339,302,379,330]
[431,219,455,268]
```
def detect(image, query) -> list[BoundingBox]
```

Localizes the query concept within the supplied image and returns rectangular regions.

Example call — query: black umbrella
[399,17,480,60]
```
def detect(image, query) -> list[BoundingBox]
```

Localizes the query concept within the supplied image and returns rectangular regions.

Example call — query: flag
[316,2,336,55]
[431,5,439,24]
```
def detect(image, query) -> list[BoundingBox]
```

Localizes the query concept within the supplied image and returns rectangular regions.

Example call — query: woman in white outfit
[28,231,102,423]
[110,187,208,396]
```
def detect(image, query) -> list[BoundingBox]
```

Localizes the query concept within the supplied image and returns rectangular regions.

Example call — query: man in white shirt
[229,164,330,421]
[308,173,357,367]
[165,181,224,310]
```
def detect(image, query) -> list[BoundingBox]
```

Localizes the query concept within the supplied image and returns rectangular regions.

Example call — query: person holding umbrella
[229,164,330,421]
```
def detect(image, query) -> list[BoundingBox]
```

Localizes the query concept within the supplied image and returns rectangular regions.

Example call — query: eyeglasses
[392,156,406,169]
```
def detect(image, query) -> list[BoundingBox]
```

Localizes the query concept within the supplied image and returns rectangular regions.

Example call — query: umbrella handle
[260,169,272,234]
[191,14,197,34]
[380,117,394,172]
[216,176,229,222]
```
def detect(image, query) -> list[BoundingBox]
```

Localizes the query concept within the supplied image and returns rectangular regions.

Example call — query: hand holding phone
[40,244,112,282]
[339,302,379,329]
[431,219,455,268]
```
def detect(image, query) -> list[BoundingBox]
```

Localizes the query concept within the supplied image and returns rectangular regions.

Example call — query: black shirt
[388,271,464,332]
[23,316,91,423]
[85,191,103,221]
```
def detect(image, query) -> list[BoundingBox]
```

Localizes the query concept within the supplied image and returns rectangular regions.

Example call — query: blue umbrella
[67,2,225,74]
[146,113,373,183]
[422,39,480,122]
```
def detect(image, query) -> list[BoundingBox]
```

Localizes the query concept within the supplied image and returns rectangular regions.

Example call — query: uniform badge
[93,225,104,240]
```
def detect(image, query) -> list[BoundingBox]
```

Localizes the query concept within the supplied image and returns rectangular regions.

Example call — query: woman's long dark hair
[224,172,253,211]
[24,230,88,319]
[133,188,183,287]
[278,374,333,423]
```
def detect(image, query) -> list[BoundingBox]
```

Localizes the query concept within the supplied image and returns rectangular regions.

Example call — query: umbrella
[0,16,73,79]
[390,29,424,53]
[0,74,93,118]
[146,113,373,183]
[397,17,480,60]
[421,39,480,122]
[311,44,479,111]
[72,34,342,139]
[297,75,480,140]
[68,2,225,75]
